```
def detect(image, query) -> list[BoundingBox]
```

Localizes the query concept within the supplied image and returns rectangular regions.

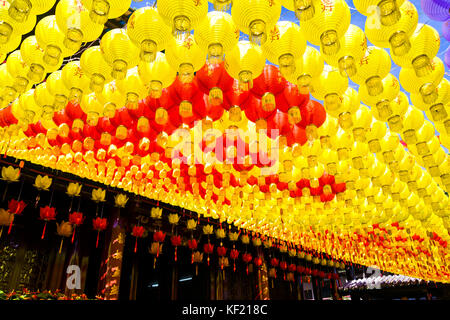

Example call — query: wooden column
[98,209,126,300]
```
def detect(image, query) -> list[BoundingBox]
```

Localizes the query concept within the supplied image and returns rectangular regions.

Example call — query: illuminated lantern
[300,0,351,55]
[322,24,367,77]
[116,67,147,110]
[46,70,71,111]
[165,34,206,84]
[251,65,287,113]
[81,0,132,23]
[421,0,450,21]
[80,92,104,126]
[311,66,348,118]
[55,0,104,51]
[92,217,107,248]
[399,57,444,104]
[157,0,208,36]
[138,52,177,99]
[286,46,323,94]
[365,1,418,54]
[231,0,281,45]
[196,61,234,107]
[392,24,440,76]
[0,64,19,107]
[100,29,140,80]
[224,41,265,90]
[35,15,77,66]
[412,78,449,122]
[68,211,84,243]
[126,7,171,62]
[350,47,391,97]
[21,36,60,82]
[195,11,239,63]
[80,46,113,92]
[0,1,36,38]
[61,61,92,103]
[5,50,33,94]
[262,21,306,76]
[39,206,57,239]
[132,225,145,253]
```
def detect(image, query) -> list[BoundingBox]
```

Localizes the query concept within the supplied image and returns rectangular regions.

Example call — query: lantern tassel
[246,265,249,275]
[59,238,64,254]
[191,252,194,264]
[41,221,47,239]
[7,217,14,235]
[153,257,156,269]
[0,226,3,238]
[195,265,198,276]
[71,228,76,243]
[96,231,100,248]
[233,261,236,272]
[134,238,138,253]
[174,246,177,262]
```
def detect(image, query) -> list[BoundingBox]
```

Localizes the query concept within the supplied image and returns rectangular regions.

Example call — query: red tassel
[246,265,249,275]
[7,219,13,235]
[207,255,210,266]
[96,231,99,248]
[191,252,194,264]
[175,247,177,261]
[157,244,160,258]
[233,262,236,272]
[134,238,138,253]
[71,228,76,243]
[41,221,47,239]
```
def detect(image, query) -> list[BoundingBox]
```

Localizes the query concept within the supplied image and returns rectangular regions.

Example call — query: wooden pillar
[97,209,126,300]
[256,248,270,300]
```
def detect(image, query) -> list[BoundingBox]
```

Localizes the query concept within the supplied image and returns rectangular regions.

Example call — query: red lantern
[68,211,84,243]
[153,230,166,242]
[230,248,239,272]
[6,199,26,235]
[39,206,57,240]
[253,257,263,268]
[288,263,297,272]
[92,217,107,248]
[297,265,305,274]
[270,258,279,268]
[242,253,252,275]
[187,239,198,264]
[171,235,182,261]
[217,246,227,257]
[132,226,146,253]
[204,243,214,266]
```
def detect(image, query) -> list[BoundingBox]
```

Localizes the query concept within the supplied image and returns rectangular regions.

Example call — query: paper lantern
[80,46,113,92]
[157,0,208,35]
[81,0,132,22]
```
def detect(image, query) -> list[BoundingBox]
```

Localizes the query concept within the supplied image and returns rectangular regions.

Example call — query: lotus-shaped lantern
[114,194,128,208]
[34,175,52,191]
[91,188,106,202]
[66,183,82,197]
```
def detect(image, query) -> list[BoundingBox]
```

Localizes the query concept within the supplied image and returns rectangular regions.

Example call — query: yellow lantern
[5,50,33,93]
[33,83,55,120]
[126,7,171,62]
[300,0,351,55]
[81,0,132,23]
[80,46,113,92]
[46,70,71,111]
[353,0,406,17]
[322,24,367,77]
[399,57,444,104]
[352,105,372,142]
[8,0,57,16]
[224,40,265,90]
[157,0,208,36]
[0,28,21,56]
[0,1,36,38]
[365,1,418,54]
[20,36,56,82]
[80,92,104,126]
[285,46,323,94]
[387,92,409,132]
[208,0,232,11]
[360,74,400,121]
[401,107,424,145]
[165,34,206,84]
[330,128,353,160]
[95,81,125,117]
[411,78,449,122]
[61,61,92,103]
[231,0,281,45]
[391,24,440,75]
[350,47,391,97]
[310,65,348,115]
[261,21,306,76]
[366,120,387,153]
[55,0,104,51]
[35,15,77,67]
[0,63,17,106]
[316,116,339,148]
[18,88,40,123]
[138,52,177,99]
[100,29,140,80]
[411,120,435,156]
[195,11,239,63]
[116,67,147,110]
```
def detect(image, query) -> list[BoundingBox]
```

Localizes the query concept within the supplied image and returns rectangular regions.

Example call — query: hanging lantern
[68,211,84,243]
[5,198,26,235]
[242,252,252,274]
[81,0,131,23]
[40,205,57,239]
[56,221,72,253]
[132,225,145,253]
[92,216,107,248]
